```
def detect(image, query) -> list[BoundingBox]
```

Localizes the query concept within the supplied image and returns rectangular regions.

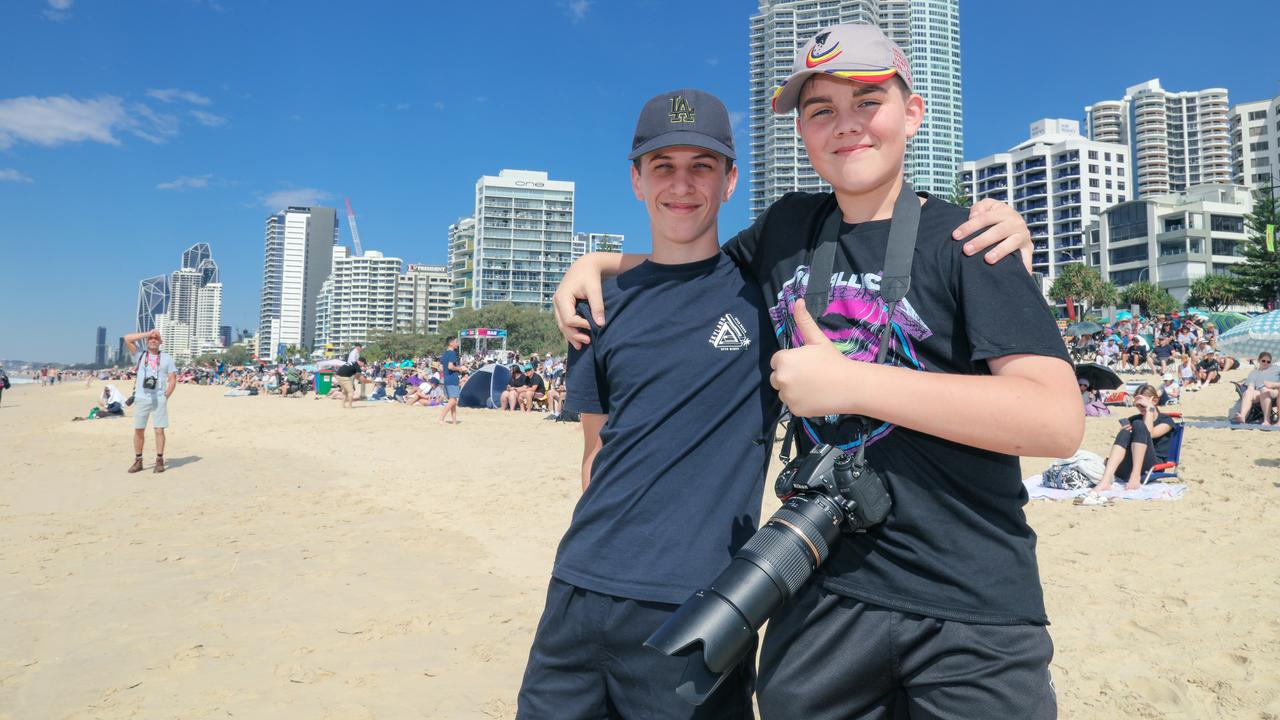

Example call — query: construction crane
[344,197,364,257]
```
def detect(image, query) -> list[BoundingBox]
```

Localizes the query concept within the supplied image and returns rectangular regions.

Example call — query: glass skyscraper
[748,0,963,218]
[136,274,169,333]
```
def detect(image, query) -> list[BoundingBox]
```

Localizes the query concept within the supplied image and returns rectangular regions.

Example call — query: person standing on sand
[438,336,463,425]
[122,329,178,473]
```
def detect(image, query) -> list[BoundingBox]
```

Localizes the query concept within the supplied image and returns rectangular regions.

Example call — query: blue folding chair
[1143,414,1184,484]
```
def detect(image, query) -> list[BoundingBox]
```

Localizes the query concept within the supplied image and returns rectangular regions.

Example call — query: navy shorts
[444,383,461,399]
[517,578,754,720]
[758,585,1056,720]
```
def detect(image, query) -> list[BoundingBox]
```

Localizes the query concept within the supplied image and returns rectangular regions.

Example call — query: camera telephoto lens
[644,490,844,705]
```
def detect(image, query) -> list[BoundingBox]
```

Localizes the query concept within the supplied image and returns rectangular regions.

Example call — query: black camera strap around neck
[779,181,922,463]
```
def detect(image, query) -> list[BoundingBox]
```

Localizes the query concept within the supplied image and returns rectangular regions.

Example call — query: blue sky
[1,0,1277,363]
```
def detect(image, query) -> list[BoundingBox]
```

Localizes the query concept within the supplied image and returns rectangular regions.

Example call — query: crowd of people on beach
[1064,310,1276,423]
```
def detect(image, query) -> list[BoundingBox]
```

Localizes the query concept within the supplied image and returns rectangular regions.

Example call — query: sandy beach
[1,370,1277,719]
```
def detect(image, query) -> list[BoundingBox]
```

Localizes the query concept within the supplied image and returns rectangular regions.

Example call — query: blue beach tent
[458,363,512,409]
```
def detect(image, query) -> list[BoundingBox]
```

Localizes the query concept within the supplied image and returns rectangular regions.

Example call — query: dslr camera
[645,442,892,704]
[142,376,158,390]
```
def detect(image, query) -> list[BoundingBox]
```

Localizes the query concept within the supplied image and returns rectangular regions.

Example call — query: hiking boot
[154,457,165,474]
[127,458,144,473]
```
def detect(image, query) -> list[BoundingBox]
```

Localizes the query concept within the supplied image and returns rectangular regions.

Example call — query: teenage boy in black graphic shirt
[554,24,1082,720]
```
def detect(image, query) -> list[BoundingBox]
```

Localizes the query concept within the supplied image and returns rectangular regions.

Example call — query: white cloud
[728,110,747,131]
[157,174,212,191]
[564,0,590,22]
[260,187,332,210]
[190,109,227,127]
[0,93,220,150]
[146,88,212,106]
[433,101,445,110]
[44,0,72,21]
[394,102,410,111]
[0,169,34,184]
[0,95,129,148]
[706,57,720,66]
[126,103,181,143]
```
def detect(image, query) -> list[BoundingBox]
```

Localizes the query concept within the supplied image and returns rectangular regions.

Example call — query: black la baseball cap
[628,88,735,161]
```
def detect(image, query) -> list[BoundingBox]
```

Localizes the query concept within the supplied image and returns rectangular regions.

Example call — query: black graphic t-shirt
[725,192,1071,625]
[555,252,781,604]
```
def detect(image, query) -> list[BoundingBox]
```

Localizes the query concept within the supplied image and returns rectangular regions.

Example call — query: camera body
[645,443,892,705]
[775,443,892,533]
[142,376,158,390]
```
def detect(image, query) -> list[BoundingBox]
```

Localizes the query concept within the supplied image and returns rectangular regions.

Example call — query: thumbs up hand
[770,299,857,418]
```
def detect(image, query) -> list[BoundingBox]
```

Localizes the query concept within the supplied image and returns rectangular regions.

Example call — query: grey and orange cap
[629,88,735,161]
[771,23,913,114]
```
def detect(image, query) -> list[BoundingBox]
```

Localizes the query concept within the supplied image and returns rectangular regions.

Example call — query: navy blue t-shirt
[553,252,781,604]
[440,350,460,385]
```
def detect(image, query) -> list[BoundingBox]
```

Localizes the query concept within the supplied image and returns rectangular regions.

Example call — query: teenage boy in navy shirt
[517,89,774,719]
[554,24,1081,720]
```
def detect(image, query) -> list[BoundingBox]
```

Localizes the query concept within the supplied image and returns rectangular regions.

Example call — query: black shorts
[758,585,1056,720]
[517,578,754,720]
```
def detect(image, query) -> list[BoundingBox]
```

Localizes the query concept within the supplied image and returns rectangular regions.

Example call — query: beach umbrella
[316,359,344,370]
[1074,362,1123,391]
[1207,311,1249,333]
[1114,310,1132,321]
[1217,310,1280,358]
[1065,321,1104,337]
[1186,307,1210,319]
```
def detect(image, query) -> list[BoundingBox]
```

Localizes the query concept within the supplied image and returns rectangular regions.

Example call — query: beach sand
[1,370,1277,719]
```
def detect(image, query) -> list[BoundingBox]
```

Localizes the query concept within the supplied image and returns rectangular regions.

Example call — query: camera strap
[779,181,921,463]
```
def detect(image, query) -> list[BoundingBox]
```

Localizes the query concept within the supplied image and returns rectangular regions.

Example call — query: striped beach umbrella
[1207,311,1249,333]
[1218,310,1280,358]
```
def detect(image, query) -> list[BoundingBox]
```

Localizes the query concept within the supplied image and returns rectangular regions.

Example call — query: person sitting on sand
[1234,352,1280,425]
[1159,372,1181,406]
[1090,384,1177,493]
[73,384,128,421]
[501,366,527,411]
[1196,350,1222,388]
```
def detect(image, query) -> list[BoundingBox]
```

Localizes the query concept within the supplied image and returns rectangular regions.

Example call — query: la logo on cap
[669,96,695,123]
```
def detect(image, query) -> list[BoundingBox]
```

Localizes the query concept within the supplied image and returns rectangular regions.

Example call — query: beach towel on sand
[1023,475,1187,501]
[1184,420,1280,431]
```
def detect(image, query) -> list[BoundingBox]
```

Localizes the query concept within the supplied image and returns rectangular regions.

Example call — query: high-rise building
[94,326,107,367]
[748,0,963,218]
[257,206,339,357]
[1085,79,1232,198]
[396,263,453,334]
[117,337,126,366]
[464,169,574,310]
[1084,184,1251,303]
[571,232,625,260]
[961,119,1130,282]
[448,217,476,309]
[219,325,232,349]
[136,274,169,332]
[313,248,402,351]
[1230,94,1280,189]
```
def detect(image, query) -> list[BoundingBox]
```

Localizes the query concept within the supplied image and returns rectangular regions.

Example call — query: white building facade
[748,0,962,218]
[257,206,338,357]
[314,248,402,351]
[396,263,453,334]
[571,232,625,260]
[448,217,475,310]
[465,169,574,310]
[1231,94,1280,189]
[1084,184,1251,303]
[961,119,1129,282]
[1085,79,1232,198]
